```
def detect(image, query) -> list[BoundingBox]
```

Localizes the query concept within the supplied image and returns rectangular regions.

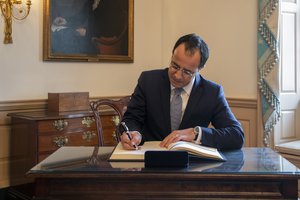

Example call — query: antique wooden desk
[26,147,300,200]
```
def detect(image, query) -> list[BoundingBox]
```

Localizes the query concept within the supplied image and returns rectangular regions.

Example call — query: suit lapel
[160,69,171,132]
[180,74,203,128]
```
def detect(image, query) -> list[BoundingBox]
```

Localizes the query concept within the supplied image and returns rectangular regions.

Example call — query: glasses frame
[169,61,196,78]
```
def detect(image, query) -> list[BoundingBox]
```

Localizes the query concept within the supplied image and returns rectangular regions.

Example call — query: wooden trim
[0,96,128,113]
[0,96,257,111]
[227,98,257,109]
[0,99,47,111]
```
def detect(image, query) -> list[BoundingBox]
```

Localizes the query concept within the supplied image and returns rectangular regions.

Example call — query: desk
[27,147,300,200]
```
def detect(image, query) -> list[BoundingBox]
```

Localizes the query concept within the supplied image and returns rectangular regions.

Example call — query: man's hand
[160,128,194,148]
[120,131,142,150]
[76,27,87,37]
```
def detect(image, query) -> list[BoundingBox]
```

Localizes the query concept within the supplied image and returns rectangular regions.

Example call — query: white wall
[0,0,257,101]
[162,0,258,99]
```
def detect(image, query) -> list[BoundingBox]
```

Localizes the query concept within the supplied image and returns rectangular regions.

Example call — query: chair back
[90,96,131,146]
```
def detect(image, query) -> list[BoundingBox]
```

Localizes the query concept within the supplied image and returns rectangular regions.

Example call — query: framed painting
[43,0,134,62]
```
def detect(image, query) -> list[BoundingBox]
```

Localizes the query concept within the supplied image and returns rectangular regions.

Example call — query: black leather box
[145,151,189,168]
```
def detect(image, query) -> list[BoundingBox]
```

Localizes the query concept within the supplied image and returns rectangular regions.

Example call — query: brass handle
[82,131,96,142]
[111,115,120,126]
[53,120,68,131]
[53,136,69,147]
[111,116,120,141]
[81,117,95,128]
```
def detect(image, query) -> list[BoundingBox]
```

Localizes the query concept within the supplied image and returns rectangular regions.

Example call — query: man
[120,33,244,150]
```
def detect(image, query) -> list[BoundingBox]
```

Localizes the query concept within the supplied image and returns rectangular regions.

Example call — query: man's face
[168,44,201,88]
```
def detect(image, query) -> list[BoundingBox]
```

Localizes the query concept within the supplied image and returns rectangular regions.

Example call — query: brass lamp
[0,0,32,44]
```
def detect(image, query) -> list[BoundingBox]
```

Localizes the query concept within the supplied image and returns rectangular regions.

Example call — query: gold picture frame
[43,0,134,62]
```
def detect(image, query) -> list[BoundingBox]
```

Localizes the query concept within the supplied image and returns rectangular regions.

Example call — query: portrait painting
[43,0,134,62]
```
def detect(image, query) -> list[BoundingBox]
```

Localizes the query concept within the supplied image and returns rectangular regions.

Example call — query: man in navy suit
[120,33,244,150]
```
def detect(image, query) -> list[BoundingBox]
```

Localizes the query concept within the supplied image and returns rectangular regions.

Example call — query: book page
[109,141,167,161]
[168,141,223,160]
[109,141,224,161]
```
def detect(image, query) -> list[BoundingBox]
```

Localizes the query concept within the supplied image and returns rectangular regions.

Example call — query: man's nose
[174,70,184,79]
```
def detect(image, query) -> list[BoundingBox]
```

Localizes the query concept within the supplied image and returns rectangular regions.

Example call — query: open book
[109,141,226,161]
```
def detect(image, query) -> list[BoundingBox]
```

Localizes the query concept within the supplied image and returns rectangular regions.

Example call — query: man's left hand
[160,128,194,148]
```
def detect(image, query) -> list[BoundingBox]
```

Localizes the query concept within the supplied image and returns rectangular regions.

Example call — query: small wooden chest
[48,92,89,112]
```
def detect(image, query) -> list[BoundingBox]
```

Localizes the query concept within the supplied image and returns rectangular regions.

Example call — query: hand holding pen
[121,122,139,150]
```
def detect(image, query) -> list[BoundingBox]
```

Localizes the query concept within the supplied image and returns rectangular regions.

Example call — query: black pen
[121,122,138,150]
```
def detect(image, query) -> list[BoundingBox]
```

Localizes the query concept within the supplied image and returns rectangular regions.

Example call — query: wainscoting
[0,97,258,188]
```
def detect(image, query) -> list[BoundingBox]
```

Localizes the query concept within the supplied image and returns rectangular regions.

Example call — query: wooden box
[48,92,90,112]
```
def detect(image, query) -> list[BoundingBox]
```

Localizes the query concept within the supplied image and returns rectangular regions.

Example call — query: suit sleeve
[200,86,244,150]
[120,72,147,133]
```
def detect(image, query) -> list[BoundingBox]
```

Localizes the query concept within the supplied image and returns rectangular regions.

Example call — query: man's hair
[172,33,209,69]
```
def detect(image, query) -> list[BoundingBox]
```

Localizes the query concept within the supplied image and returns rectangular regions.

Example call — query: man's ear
[199,64,205,70]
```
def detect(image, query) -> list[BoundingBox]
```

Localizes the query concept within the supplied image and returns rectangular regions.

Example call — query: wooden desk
[27,147,300,200]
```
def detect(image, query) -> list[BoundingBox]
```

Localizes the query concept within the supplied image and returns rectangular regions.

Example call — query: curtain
[258,0,281,147]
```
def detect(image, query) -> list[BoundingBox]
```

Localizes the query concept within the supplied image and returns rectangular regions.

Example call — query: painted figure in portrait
[50,0,129,56]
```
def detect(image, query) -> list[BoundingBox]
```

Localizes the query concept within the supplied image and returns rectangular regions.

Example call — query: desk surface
[27,147,300,200]
[27,146,299,176]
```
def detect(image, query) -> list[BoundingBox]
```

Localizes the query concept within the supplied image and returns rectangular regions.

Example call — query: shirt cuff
[194,127,202,144]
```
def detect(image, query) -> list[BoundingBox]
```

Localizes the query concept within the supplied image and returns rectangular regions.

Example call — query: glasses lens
[171,64,179,70]
[182,70,193,77]
[170,62,194,77]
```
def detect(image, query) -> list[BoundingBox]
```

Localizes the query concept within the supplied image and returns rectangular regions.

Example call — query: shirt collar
[171,76,195,96]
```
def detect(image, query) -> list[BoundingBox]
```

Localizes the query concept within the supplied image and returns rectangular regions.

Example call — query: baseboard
[0,187,7,200]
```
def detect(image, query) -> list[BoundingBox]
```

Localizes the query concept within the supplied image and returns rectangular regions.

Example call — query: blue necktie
[171,88,183,131]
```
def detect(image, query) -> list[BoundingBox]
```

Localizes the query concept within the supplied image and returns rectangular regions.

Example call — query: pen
[121,122,138,150]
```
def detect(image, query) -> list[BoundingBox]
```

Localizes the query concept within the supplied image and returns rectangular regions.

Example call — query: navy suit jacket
[122,68,244,150]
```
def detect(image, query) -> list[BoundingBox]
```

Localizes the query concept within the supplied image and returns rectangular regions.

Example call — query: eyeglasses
[169,62,195,77]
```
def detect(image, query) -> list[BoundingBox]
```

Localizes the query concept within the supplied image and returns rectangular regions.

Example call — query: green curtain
[258,0,280,146]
